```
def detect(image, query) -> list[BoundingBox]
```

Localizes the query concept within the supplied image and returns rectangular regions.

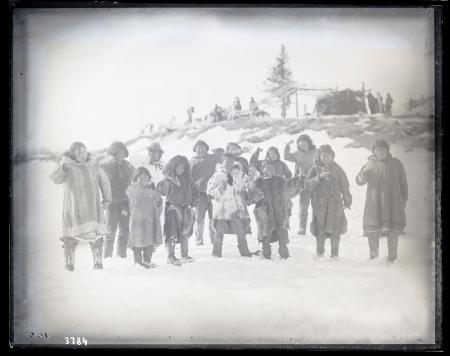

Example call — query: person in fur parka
[355,139,408,262]
[126,167,163,269]
[250,146,297,223]
[50,142,112,271]
[99,141,136,259]
[305,145,352,258]
[206,153,261,258]
[284,134,318,235]
[253,161,290,260]
[157,155,195,266]
[190,140,221,245]
[250,146,292,179]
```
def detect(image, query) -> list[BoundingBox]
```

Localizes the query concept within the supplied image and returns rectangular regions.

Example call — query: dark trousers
[63,237,103,268]
[299,189,312,230]
[166,237,189,259]
[104,202,130,258]
[262,230,289,259]
[132,246,153,264]
[194,193,215,243]
[212,220,251,257]
[315,234,340,257]
[368,233,399,261]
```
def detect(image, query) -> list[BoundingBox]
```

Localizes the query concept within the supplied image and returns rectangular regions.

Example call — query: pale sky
[13,7,435,153]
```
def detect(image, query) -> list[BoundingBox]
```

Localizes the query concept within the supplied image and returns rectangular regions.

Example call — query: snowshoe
[65,264,74,272]
[93,262,103,270]
[314,253,324,260]
[181,256,194,263]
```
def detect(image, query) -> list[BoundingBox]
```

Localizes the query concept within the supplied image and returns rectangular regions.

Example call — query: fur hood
[60,154,97,167]
[265,146,281,160]
[162,155,191,180]
[367,153,393,163]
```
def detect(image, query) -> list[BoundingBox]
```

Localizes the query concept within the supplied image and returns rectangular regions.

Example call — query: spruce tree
[264,45,294,118]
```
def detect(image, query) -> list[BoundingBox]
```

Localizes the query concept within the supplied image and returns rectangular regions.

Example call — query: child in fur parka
[253,161,290,260]
[250,146,298,224]
[206,153,261,258]
[126,167,163,269]
[157,155,195,266]
[305,145,352,259]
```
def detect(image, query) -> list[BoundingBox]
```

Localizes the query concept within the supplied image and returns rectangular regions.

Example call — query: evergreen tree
[264,45,294,118]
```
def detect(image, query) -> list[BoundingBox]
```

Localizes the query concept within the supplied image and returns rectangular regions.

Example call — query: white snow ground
[12,127,436,345]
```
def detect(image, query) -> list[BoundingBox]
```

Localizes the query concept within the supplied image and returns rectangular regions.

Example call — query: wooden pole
[295,89,299,118]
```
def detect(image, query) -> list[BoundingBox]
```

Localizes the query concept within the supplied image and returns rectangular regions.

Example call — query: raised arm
[283,143,296,162]
[249,149,263,174]
[49,156,70,184]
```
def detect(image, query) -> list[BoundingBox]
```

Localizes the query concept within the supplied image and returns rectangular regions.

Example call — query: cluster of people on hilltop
[366,91,394,116]
[206,96,266,123]
[50,134,408,272]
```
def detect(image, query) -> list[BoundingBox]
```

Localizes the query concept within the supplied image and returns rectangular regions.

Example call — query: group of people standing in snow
[50,134,408,272]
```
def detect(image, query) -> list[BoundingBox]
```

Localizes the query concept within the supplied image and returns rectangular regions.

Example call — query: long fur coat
[50,155,112,241]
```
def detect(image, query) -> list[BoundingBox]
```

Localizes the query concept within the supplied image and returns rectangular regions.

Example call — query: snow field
[12,126,435,345]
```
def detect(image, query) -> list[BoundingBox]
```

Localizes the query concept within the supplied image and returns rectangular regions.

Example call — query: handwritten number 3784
[64,337,87,346]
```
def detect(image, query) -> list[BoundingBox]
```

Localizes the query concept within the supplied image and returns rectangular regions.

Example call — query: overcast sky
[13,7,434,152]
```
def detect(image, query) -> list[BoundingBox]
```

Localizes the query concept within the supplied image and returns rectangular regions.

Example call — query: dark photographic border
[7,0,445,351]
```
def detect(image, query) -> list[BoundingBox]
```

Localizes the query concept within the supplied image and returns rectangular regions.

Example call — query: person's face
[217,153,225,164]
[175,163,185,176]
[267,149,278,161]
[137,173,150,186]
[374,146,388,160]
[115,149,127,162]
[297,139,310,151]
[320,152,333,166]
[223,157,234,172]
[196,145,208,157]
[263,164,275,177]
[149,151,162,163]
[75,146,88,162]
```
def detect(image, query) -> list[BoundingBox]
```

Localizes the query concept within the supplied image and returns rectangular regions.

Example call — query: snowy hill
[12,117,436,345]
